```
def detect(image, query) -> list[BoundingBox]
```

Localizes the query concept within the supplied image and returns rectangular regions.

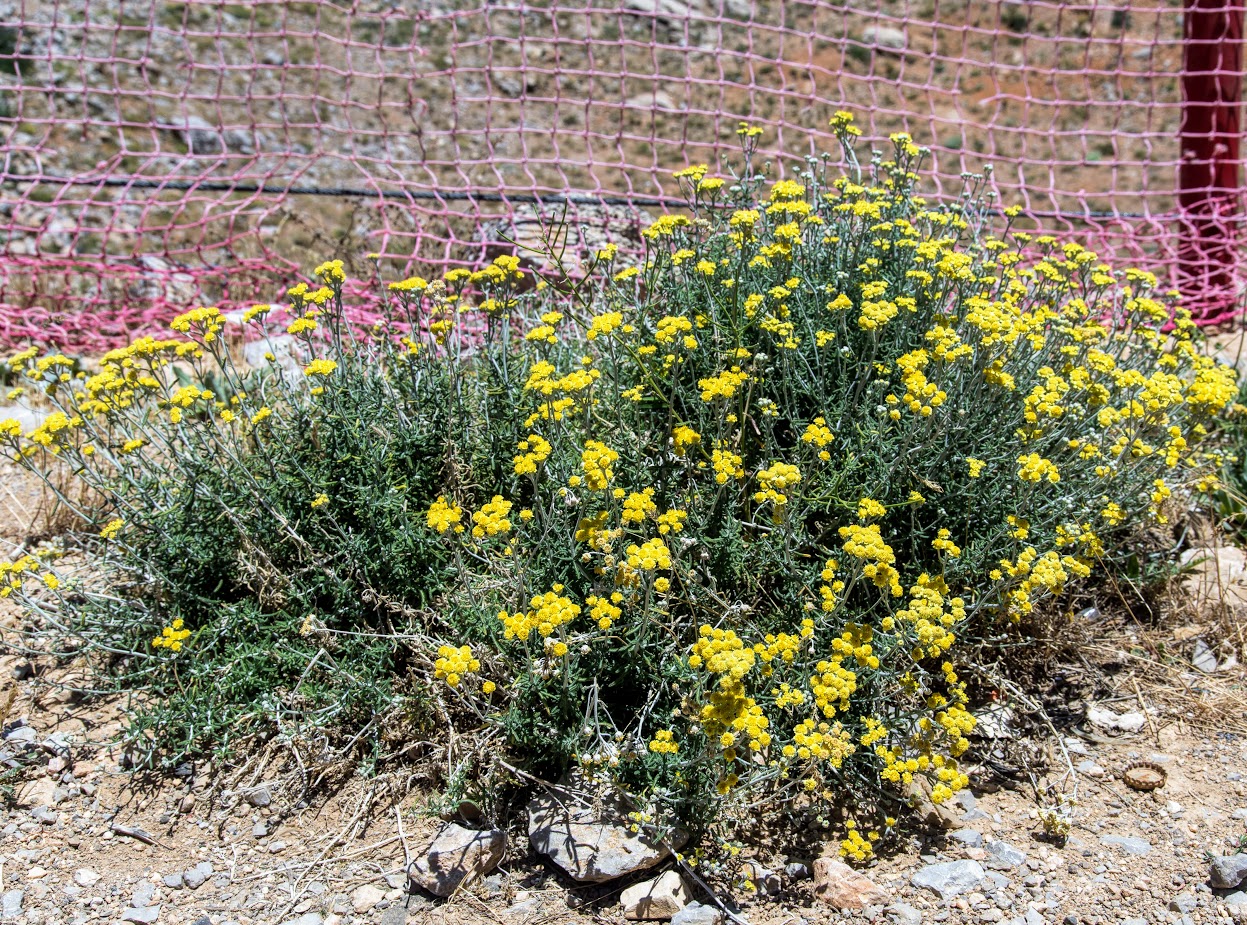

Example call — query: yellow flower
[673,425,701,457]
[427,496,464,534]
[303,359,338,378]
[434,644,480,688]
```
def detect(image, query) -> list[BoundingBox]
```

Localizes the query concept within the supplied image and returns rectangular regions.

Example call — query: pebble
[0,891,22,919]
[1100,835,1153,856]
[72,869,100,888]
[671,901,724,925]
[162,873,184,890]
[1169,894,1198,914]
[182,862,214,890]
[281,915,323,925]
[351,884,385,914]
[886,903,924,925]
[783,861,811,881]
[911,860,987,899]
[244,786,272,808]
[121,907,160,924]
[952,829,985,848]
[1086,706,1147,733]
[1211,855,1247,889]
[986,840,1027,870]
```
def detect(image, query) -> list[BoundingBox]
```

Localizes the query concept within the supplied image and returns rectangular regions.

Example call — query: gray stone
[409,823,506,897]
[132,881,156,907]
[671,901,723,925]
[1212,856,1247,889]
[252,822,268,838]
[783,861,811,881]
[1075,759,1106,778]
[1100,835,1152,856]
[911,860,986,899]
[30,806,56,825]
[1024,910,1045,925]
[280,916,323,925]
[1193,639,1219,672]
[162,873,183,890]
[985,840,1027,870]
[1120,919,1148,925]
[182,862,213,890]
[1169,894,1198,914]
[0,890,22,920]
[527,785,683,883]
[2,728,36,747]
[886,902,924,925]
[621,871,691,920]
[951,829,984,848]
[121,908,160,924]
[244,786,272,808]
[1226,890,1247,907]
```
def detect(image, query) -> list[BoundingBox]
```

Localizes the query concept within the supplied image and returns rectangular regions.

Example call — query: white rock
[910,860,986,898]
[15,778,56,809]
[1086,706,1146,734]
[861,24,907,50]
[528,784,684,882]
[72,869,100,888]
[350,884,385,914]
[620,870,691,921]
[409,824,505,897]
[671,901,723,925]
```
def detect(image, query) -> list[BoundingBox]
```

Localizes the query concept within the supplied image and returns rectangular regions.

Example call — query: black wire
[4,174,688,210]
[6,172,1225,223]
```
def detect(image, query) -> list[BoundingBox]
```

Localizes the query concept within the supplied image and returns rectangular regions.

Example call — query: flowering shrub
[1,117,1237,858]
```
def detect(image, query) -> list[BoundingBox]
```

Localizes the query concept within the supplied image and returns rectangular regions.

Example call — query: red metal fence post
[1178,0,1244,317]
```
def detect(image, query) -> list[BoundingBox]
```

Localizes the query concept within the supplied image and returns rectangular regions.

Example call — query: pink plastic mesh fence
[0,0,1243,352]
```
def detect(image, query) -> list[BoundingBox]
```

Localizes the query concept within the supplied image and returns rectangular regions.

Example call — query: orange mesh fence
[0,0,1242,350]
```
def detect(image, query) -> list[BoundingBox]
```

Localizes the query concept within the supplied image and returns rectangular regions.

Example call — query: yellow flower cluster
[581,440,618,490]
[698,367,750,402]
[152,618,190,652]
[303,359,338,378]
[434,644,480,687]
[625,537,671,571]
[754,461,801,508]
[1017,452,1061,483]
[471,496,513,539]
[839,524,902,596]
[672,425,701,457]
[498,588,580,642]
[170,306,224,340]
[427,496,464,534]
[585,593,623,630]
[712,445,745,484]
[802,417,835,461]
[622,488,657,523]
[513,433,552,476]
[648,729,679,755]
[856,497,886,521]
